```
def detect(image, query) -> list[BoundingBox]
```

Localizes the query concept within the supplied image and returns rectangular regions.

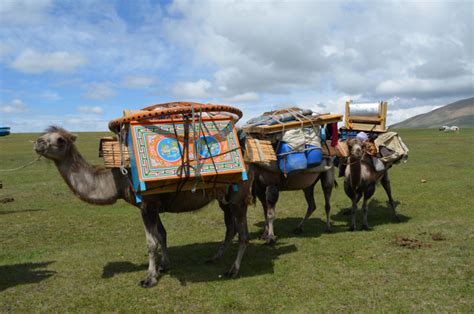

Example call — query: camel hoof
[293,226,304,235]
[325,227,332,233]
[158,265,170,273]
[139,276,158,288]
[361,225,371,231]
[392,215,401,223]
[224,266,240,279]
[259,231,269,240]
[348,225,356,232]
[265,236,277,246]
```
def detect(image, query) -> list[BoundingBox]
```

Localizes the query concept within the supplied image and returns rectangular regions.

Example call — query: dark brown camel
[344,137,399,231]
[34,126,252,287]
[251,159,336,244]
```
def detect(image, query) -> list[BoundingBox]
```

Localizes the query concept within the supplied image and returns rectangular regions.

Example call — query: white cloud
[376,76,473,98]
[164,1,473,104]
[77,106,104,114]
[388,105,443,125]
[0,99,28,113]
[1,114,108,133]
[10,49,87,74]
[0,0,52,25]
[226,92,260,103]
[82,83,115,100]
[171,79,212,98]
[121,76,156,89]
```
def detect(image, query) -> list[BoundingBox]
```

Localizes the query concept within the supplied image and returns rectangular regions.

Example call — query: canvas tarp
[281,127,321,151]
[374,131,409,165]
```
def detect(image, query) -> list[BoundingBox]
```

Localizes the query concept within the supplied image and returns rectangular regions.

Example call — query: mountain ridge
[390,97,473,128]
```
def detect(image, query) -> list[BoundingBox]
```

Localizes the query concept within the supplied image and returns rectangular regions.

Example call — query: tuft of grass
[0,129,473,312]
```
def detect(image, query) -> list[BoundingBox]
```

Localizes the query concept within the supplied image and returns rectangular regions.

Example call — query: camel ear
[70,134,78,142]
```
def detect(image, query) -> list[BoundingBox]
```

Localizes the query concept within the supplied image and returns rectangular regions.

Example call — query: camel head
[347,137,364,160]
[34,126,77,161]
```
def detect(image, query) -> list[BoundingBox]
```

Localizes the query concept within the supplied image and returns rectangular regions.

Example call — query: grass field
[1,128,473,312]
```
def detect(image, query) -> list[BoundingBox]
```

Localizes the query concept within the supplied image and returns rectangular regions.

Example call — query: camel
[251,159,336,244]
[343,137,399,231]
[34,126,252,288]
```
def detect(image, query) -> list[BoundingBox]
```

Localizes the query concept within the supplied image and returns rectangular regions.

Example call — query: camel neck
[55,146,123,205]
[349,157,361,190]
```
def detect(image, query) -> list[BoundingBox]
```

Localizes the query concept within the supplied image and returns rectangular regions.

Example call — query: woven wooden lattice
[99,137,130,168]
[245,138,277,163]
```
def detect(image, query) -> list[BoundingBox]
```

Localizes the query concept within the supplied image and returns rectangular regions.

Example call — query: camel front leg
[224,202,249,278]
[321,170,335,232]
[264,186,279,245]
[294,180,318,234]
[361,184,375,230]
[139,202,170,288]
[349,198,358,231]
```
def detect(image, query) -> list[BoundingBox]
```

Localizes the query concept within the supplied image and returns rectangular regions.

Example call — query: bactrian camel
[344,137,399,231]
[34,126,252,288]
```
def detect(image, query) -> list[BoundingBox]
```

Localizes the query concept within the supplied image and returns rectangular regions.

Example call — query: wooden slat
[242,114,343,135]
[99,137,131,168]
[348,115,383,123]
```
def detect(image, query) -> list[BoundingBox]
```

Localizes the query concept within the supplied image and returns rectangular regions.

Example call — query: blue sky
[1,0,472,132]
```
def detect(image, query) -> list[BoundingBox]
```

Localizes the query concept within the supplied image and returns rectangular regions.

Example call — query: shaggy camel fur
[344,137,399,231]
[34,126,252,287]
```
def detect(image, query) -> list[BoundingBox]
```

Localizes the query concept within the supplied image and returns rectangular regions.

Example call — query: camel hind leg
[294,179,318,234]
[139,202,170,288]
[208,202,237,263]
[381,172,399,222]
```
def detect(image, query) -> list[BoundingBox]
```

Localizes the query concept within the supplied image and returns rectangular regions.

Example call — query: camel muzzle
[34,139,47,154]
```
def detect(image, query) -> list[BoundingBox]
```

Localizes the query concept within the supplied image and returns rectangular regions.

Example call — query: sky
[0,0,472,132]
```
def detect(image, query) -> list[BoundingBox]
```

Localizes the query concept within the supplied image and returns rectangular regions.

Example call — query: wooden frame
[344,101,388,132]
[242,113,343,135]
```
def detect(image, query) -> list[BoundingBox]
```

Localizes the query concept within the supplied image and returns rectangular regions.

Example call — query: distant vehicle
[0,127,10,137]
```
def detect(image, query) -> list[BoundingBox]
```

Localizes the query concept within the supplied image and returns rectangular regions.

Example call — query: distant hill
[391,97,474,128]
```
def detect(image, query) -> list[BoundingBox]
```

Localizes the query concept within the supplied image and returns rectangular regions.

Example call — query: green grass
[1,129,473,312]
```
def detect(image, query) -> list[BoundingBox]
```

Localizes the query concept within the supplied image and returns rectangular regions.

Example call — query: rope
[118,123,128,175]
[0,156,42,172]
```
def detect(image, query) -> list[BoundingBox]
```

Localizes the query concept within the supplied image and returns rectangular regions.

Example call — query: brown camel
[251,159,336,244]
[34,126,252,288]
[344,137,399,231]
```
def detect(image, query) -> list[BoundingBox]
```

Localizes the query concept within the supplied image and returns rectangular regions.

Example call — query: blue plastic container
[277,142,307,173]
[305,145,323,168]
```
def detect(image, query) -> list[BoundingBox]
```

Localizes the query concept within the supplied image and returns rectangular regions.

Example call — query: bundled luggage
[242,107,343,175]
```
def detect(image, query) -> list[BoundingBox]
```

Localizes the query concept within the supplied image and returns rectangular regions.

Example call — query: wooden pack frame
[344,101,388,133]
[99,136,130,168]
[244,138,277,163]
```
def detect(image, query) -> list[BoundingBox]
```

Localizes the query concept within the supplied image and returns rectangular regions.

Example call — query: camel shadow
[102,241,297,285]
[250,217,348,241]
[0,208,46,215]
[331,199,410,228]
[0,261,56,292]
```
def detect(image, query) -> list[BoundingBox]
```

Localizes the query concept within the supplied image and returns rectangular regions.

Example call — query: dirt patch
[393,236,431,249]
[431,232,446,241]
[0,197,14,204]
